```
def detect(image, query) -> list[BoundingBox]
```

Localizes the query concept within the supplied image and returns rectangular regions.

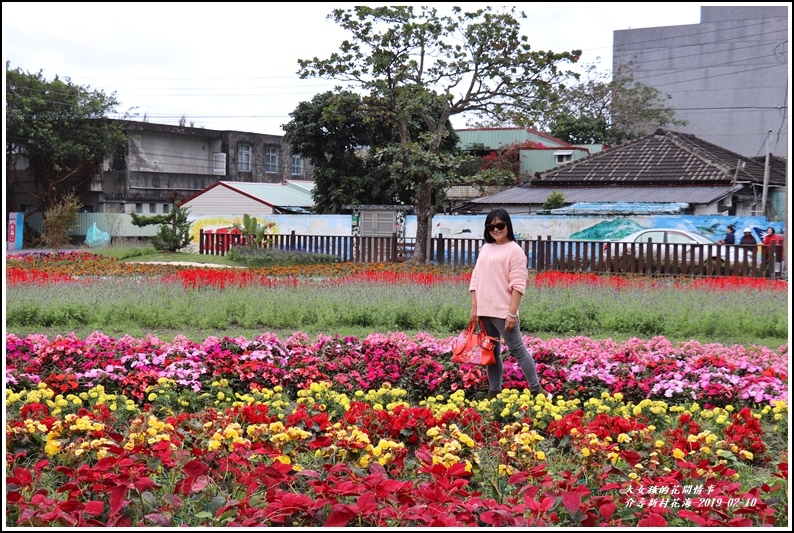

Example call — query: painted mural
[186,214,352,252]
[408,215,784,244]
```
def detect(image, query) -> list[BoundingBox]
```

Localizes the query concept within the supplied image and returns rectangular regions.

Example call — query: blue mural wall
[189,212,783,244]
[410,214,784,243]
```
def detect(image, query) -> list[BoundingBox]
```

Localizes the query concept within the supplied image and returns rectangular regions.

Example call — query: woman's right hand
[470,309,478,322]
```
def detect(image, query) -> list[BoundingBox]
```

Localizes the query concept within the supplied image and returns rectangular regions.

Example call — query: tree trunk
[411,179,434,264]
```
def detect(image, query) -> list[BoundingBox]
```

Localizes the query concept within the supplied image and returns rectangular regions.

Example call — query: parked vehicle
[603,228,741,266]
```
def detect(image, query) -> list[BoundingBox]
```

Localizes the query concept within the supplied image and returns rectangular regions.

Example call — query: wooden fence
[199,230,785,278]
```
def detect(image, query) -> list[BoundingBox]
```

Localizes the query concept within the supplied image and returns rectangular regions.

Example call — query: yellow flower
[44,438,62,456]
[147,393,157,401]
[617,433,631,444]
[581,447,591,458]
[654,440,665,448]
[740,450,754,460]
[672,448,686,459]
[536,451,546,461]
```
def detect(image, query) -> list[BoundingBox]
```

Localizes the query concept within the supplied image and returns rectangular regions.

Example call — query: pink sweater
[469,241,528,318]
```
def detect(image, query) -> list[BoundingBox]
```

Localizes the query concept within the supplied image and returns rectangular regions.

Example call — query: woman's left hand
[505,316,517,331]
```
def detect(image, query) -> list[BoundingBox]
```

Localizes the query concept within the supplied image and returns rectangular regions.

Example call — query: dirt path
[137,261,245,268]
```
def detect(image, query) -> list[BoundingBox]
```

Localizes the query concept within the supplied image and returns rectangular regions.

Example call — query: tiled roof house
[458,129,787,218]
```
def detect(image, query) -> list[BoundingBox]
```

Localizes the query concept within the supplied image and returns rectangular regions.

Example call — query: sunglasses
[486,222,507,232]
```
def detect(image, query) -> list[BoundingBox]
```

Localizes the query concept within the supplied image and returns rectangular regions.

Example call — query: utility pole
[760,129,772,219]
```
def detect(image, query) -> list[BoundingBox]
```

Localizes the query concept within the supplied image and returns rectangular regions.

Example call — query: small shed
[344,204,413,238]
[180,180,314,216]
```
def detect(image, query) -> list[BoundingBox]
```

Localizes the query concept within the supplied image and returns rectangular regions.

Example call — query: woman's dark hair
[483,208,517,243]
[767,227,775,234]
[727,224,735,232]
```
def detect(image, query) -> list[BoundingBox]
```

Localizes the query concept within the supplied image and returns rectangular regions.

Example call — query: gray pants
[480,316,540,392]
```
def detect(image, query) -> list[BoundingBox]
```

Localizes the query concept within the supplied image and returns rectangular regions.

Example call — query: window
[238,143,251,172]
[291,155,303,175]
[554,150,574,163]
[163,204,170,214]
[266,147,279,173]
[634,231,664,244]
[149,203,157,213]
[20,204,33,212]
[135,203,143,213]
[666,232,695,245]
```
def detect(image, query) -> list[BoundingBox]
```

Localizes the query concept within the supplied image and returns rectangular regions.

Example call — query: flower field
[4,252,790,527]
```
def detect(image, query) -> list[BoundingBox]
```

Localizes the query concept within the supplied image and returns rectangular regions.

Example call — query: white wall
[128,132,215,174]
[181,188,275,216]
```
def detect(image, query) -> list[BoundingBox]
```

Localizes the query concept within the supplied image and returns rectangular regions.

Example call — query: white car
[603,228,743,267]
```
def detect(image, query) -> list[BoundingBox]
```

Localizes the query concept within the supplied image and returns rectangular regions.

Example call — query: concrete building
[613,5,789,158]
[7,120,313,216]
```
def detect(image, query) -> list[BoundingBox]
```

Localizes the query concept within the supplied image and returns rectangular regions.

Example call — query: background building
[613,5,788,158]
[7,120,313,216]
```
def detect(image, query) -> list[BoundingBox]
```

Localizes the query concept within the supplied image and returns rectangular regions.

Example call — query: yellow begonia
[672,448,686,459]
[44,437,62,456]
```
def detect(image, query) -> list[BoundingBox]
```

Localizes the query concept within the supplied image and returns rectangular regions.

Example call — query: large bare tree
[297,6,579,262]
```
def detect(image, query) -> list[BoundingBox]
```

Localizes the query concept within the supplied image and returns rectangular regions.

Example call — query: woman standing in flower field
[469,208,551,400]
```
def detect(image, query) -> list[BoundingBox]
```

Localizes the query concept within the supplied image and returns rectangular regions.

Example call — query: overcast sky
[3,2,779,136]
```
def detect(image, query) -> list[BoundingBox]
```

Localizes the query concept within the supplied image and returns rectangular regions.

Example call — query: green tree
[543,60,686,145]
[5,62,128,214]
[541,191,565,210]
[297,6,579,262]
[283,90,460,214]
[131,204,192,252]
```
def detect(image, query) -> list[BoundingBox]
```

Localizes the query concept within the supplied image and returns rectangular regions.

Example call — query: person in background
[717,224,736,245]
[469,208,552,400]
[738,228,758,262]
[763,227,784,278]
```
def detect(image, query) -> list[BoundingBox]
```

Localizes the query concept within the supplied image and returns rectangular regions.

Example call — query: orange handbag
[452,319,497,365]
